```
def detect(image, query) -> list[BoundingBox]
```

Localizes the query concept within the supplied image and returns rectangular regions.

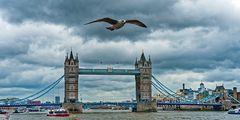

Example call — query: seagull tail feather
[106,27,114,31]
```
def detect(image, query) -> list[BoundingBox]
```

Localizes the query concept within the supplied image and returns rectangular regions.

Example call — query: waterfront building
[55,96,60,104]
[233,87,238,100]
[212,85,226,102]
[198,82,206,93]
[225,89,233,96]
[215,85,225,93]
[176,83,198,100]
[196,82,211,100]
[163,81,239,104]
[152,94,177,103]
[237,92,240,101]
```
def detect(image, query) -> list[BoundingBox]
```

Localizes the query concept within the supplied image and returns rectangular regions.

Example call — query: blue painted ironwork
[0,103,61,107]
[13,75,64,104]
[79,68,140,75]
[30,76,64,101]
[151,75,223,103]
[228,95,240,104]
[157,102,222,107]
[2,73,225,108]
[152,75,193,102]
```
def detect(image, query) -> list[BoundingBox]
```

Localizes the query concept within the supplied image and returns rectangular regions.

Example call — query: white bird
[84,17,147,31]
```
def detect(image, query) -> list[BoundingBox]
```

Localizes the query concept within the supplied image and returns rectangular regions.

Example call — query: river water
[1,111,239,120]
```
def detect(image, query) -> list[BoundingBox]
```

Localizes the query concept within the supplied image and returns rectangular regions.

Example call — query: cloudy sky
[1,0,240,102]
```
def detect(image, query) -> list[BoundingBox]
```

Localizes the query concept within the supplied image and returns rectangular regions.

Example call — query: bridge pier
[135,52,157,112]
[136,101,157,112]
[62,103,82,114]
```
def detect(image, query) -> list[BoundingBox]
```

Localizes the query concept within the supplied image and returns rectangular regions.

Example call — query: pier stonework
[63,51,82,113]
[62,102,82,113]
[135,52,157,112]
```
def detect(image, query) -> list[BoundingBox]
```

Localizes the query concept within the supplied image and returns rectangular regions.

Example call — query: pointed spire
[65,53,69,62]
[148,55,151,64]
[140,50,146,61]
[135,57,138,66]
[76,53,79,61]
[70,50,74,59]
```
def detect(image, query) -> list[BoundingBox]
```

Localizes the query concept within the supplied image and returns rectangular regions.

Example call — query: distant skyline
[1,0,240,102]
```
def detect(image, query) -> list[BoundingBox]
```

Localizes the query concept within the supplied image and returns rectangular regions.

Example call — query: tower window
[69,78,75,82]
[69,92,75,99]
[69,84,75,90]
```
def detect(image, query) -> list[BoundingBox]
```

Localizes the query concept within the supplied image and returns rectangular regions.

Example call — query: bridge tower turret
[135,52,157,112]
[63,50,82,113]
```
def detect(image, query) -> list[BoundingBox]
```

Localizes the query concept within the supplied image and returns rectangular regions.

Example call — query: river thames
[2,111,238,120]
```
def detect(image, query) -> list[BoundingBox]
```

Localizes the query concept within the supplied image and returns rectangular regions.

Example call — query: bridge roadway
[0,102,222,108]
[157,102,222,107]
[79,68,140,75]
[0,103,60,107]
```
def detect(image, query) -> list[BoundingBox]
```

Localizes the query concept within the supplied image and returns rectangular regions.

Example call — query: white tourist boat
[47,108,70,117]
[228,108,240,114]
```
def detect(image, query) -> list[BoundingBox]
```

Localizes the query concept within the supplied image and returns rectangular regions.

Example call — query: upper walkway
[79,68,140,75]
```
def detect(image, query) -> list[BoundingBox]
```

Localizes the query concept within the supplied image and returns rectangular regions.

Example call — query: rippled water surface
[2,111,240,120]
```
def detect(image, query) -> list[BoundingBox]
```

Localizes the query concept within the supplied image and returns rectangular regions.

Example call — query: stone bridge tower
[63,50,82,113]
[135,52,157,112]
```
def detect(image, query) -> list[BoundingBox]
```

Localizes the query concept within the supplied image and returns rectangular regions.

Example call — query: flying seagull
[84,17,147,31]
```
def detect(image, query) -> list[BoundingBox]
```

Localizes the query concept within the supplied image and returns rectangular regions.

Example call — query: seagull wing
[126,20,147,28]
[84,18,118,25]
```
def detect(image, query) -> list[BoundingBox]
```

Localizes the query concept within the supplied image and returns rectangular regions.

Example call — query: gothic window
[69,92,75,99]
[69,84,75,90]
[143,77,148,80]
[69,78,75,82]
[145,86,148,90]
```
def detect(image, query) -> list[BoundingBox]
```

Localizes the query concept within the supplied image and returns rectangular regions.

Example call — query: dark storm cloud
[0,0,177,41]
[0,0,238,41]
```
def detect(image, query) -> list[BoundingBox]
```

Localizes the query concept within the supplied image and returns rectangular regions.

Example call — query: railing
[79,68,140,75]
[157,102,222,106]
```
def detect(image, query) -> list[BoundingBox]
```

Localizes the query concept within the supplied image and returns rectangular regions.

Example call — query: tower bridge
[1,51,235,112]
[63,51,156,113]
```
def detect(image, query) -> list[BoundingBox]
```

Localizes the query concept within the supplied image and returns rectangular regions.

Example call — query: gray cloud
[0,0,188,41]
[1,0,240,101]
[1,0,239,41]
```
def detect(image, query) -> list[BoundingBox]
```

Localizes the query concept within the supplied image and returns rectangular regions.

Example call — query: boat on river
[0,109,7,114]
[47,108,70,117]
[228,108,240,114]
[25,108,47,114]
